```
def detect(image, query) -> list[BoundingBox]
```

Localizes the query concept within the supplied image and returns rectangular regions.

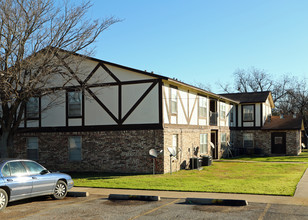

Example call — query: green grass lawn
[71,162,308,196]
[223,151,308,162]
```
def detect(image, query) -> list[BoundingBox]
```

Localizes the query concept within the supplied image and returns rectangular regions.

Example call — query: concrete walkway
[71,168,308,206]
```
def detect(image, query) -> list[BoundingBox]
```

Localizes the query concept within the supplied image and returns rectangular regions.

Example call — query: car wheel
[52,180,67,200]
[0,189,8,211]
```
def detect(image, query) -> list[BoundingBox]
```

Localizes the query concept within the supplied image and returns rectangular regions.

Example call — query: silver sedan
[0,159,74,211]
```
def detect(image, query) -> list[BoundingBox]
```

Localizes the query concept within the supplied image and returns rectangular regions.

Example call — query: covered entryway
[271,132,286,154]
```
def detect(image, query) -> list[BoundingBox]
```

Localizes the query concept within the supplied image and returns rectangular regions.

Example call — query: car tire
[52,180,67,200]
[0,189,8,211]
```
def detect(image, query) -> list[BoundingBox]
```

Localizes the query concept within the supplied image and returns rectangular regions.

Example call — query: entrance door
[271,132,286,154]
[211,130,218,159]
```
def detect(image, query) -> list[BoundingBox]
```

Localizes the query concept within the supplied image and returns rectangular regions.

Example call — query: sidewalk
[71,168,308,206]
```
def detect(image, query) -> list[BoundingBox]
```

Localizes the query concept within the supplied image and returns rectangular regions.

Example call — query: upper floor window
[243,105,254,122]
[27,137,38,160]
[68,91,82,117]
[26,97,39,119]
[170,88,177,114]
[199,96,207,118]
[200,133,208,154]
[230,105,234,123]
[220,102,226,119]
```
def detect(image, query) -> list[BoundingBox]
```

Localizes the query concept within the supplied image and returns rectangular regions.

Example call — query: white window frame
[199,96,207,118]
[69,136,82,161]
[220,102,226,119]
[27,137,38,160]
[243,133,254,148]
[170,88,177,114]
[68,91,82,117]
[26,97,39,118]
[243,105,254,122]
[200,133,208,154]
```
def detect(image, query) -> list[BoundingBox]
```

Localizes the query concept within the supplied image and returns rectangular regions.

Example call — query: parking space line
[258,203,271,220]
[129,198,181,220]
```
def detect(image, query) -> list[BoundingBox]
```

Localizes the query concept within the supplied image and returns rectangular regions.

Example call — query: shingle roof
[219,91,271,103]
[262,115,304,130]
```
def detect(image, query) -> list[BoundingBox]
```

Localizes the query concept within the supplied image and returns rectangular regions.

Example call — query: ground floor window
[172,134,179,158]
[200,133,208,154]
[243,133,254,148]
[27,137,38,160]
[69,136,82,161]
[221,133,227,148]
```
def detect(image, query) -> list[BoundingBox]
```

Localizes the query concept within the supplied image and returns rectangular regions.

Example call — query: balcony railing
[210,112,218,126]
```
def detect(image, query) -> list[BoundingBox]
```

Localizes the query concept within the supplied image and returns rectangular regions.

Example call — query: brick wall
[14,129,164,174]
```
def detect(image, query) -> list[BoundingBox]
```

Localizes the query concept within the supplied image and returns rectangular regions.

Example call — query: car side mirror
[40,169,50,175]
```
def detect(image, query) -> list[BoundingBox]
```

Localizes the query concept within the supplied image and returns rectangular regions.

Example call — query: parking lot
[1,193,308,220]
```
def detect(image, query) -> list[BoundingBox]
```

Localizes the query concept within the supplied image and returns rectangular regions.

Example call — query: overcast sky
[82,0,308,92]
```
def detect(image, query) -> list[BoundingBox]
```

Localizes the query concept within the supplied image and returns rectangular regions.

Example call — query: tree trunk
[0,131,9,158]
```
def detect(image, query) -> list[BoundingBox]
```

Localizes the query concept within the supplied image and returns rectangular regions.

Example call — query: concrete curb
[186,198,248,206]
[108,194,160,201]
[67,191,89,197]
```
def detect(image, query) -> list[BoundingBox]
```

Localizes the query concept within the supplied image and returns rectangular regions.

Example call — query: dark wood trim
[100,63,121,83]
[188,95,198,124]
[230,127,262,130]
[82,90,85,126]
[260,103,263,126]
[241,104,255,126]
[83,63,101,84]
[236,105,238,128]
[85,88,119,124]
[158,80,163,127]
[17,123,163,133]
[121,80,158,124]
[57,54,83,86]
[118,84,122,125]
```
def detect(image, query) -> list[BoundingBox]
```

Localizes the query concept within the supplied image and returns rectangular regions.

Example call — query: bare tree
[0,0,120,157]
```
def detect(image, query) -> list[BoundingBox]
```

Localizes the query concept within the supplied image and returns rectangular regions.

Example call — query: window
[26,97,39,118]
[69,136,82,161]
[68,91,82,117]
[172,134,178,158]
[230,105,234,123]
[243,133,254,148]
[220,102,226,119]
[243,105,254,121]
[221,133,227,148]
[200,133,208,154]
[199,96,207,118]
[27,137,38,160]
[23,161,45,175]
[2,164,10,177]
[170,88,177,114]
[9,162,27,177]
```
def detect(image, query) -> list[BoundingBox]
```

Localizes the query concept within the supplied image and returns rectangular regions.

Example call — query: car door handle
[6,179,13,182]
[32,177,37,179]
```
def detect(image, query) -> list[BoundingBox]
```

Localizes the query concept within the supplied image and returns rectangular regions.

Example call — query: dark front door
[211,130,218,159]
[271,132,286,154]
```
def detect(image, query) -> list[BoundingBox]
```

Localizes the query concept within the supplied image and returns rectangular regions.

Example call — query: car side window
[23,161,45,175]
[9,162,28,176]
[2,164,11,177]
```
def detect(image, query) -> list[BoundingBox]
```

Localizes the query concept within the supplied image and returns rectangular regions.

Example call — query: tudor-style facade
[10,51,303,174]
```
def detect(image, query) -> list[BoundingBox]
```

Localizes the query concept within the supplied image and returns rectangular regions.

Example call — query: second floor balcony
[210,111,218,126]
